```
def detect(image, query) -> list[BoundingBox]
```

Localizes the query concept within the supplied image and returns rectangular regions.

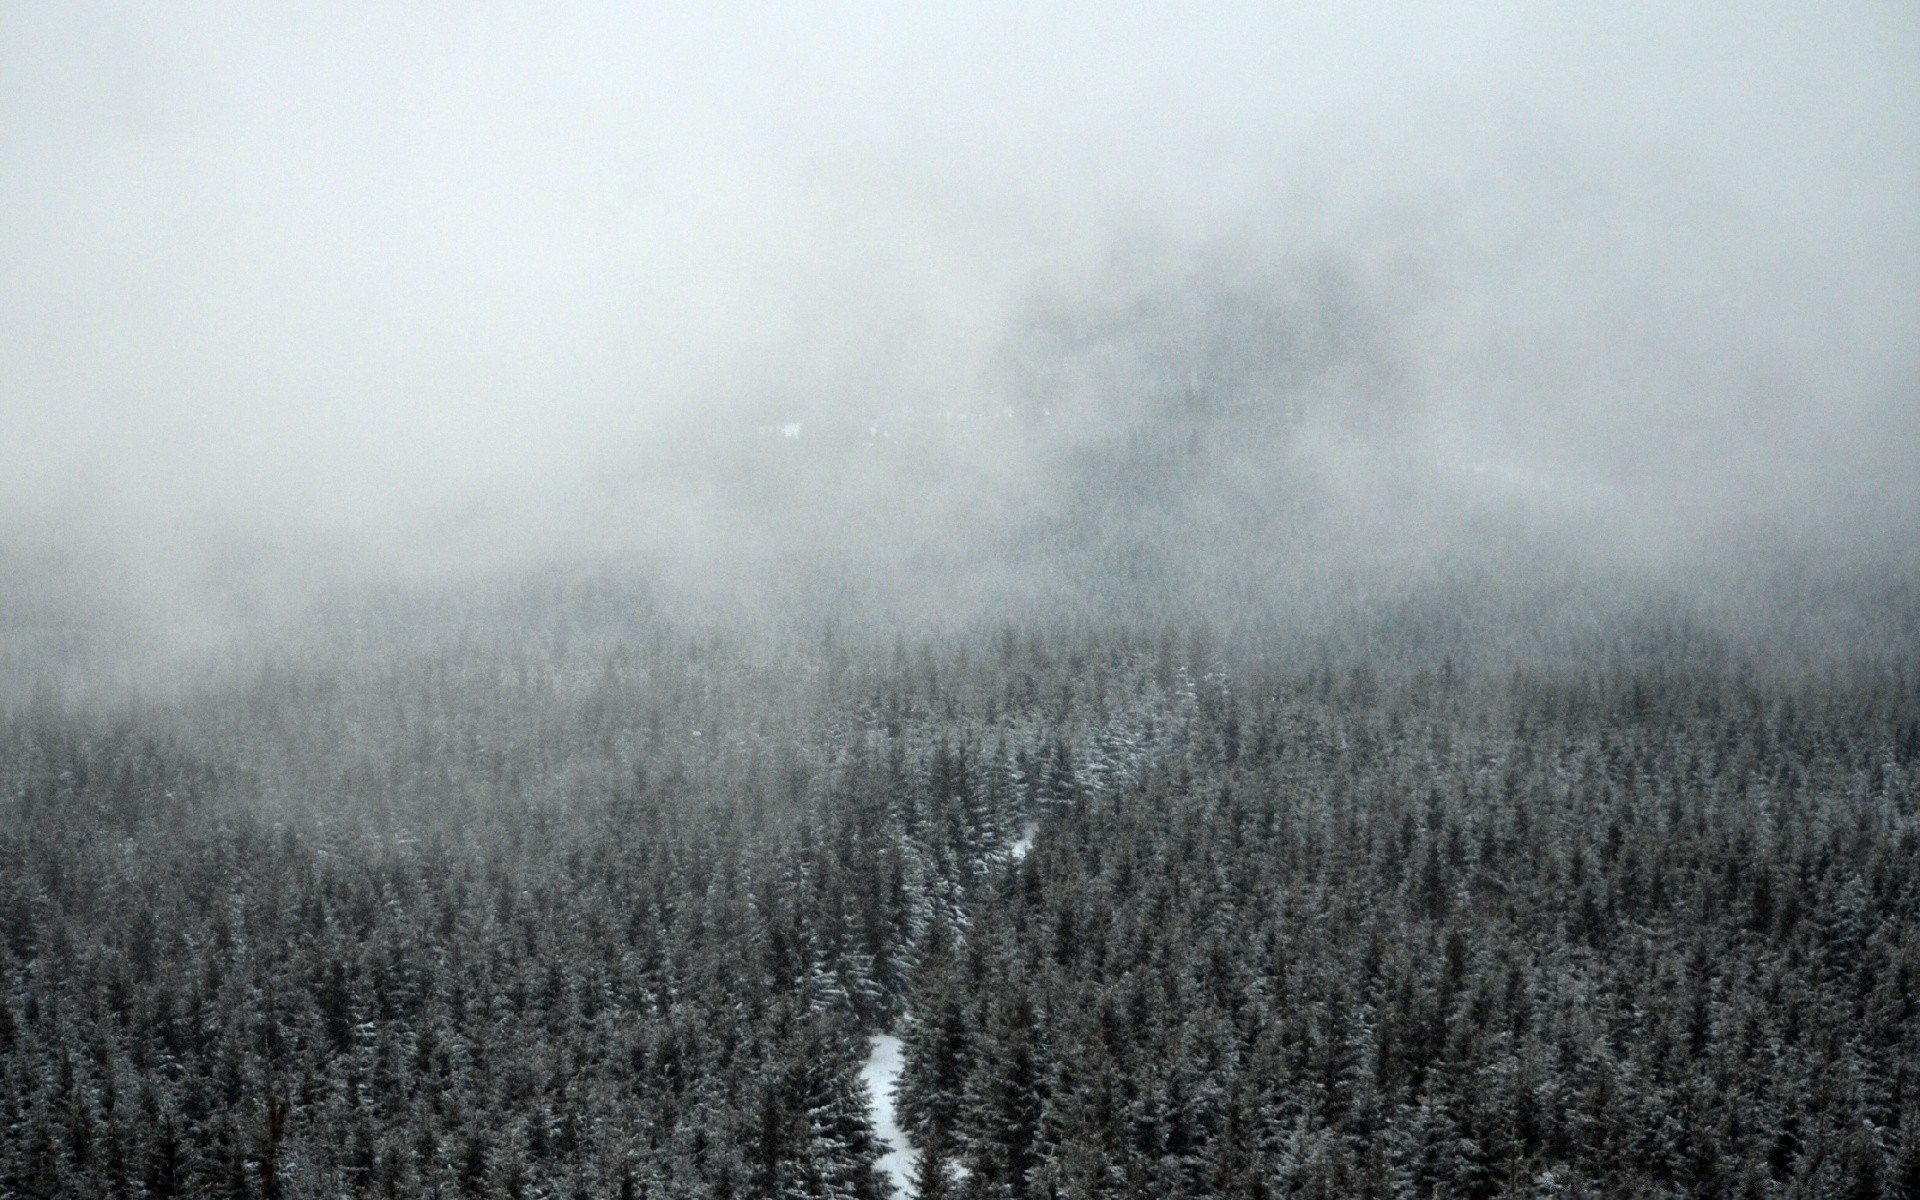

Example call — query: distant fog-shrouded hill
[2,3,1916,701]
[6,228,1916,704]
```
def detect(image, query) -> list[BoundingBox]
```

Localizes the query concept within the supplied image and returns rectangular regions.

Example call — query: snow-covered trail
[862,1034,918,1196]
[863,824,1038,1194]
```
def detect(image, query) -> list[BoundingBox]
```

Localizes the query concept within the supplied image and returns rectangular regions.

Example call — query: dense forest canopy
[3,605,1917,1197]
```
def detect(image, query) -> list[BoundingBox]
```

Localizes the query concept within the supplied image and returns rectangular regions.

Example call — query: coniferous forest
[3,607,1917,1198]
[5,5,1919,1200]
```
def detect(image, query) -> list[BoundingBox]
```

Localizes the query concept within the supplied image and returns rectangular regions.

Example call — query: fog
[3,1,1917,687]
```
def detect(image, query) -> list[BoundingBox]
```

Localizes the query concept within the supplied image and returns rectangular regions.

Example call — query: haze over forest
[3,1,1916,694]
[3,8,1920,1199]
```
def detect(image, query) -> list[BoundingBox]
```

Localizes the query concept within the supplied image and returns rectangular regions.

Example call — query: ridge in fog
[1,2,1917,690]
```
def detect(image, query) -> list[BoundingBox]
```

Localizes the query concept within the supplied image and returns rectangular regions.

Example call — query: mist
[8,11,1920,1194]
[4,1,1917,689]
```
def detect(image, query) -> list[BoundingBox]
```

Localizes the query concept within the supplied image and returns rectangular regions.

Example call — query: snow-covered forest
[3,610,1918,1196]
[4,3,1919,1198]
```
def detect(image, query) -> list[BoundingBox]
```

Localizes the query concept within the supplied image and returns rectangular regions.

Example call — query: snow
[859,832,1035,1196]
[863,1034,917,1195]
[1008,822,1038,862]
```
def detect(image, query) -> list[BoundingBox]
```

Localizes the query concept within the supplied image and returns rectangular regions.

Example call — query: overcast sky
[2,2,1916,643]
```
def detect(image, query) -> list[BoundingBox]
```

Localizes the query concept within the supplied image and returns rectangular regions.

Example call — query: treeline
[1,624,1916,1197]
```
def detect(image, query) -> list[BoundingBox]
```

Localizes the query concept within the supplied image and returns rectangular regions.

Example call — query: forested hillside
[898,660,1920,1198]
[0,625,1187,1197]
[2,617,1916,1198]
[5,2,1916,1198]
